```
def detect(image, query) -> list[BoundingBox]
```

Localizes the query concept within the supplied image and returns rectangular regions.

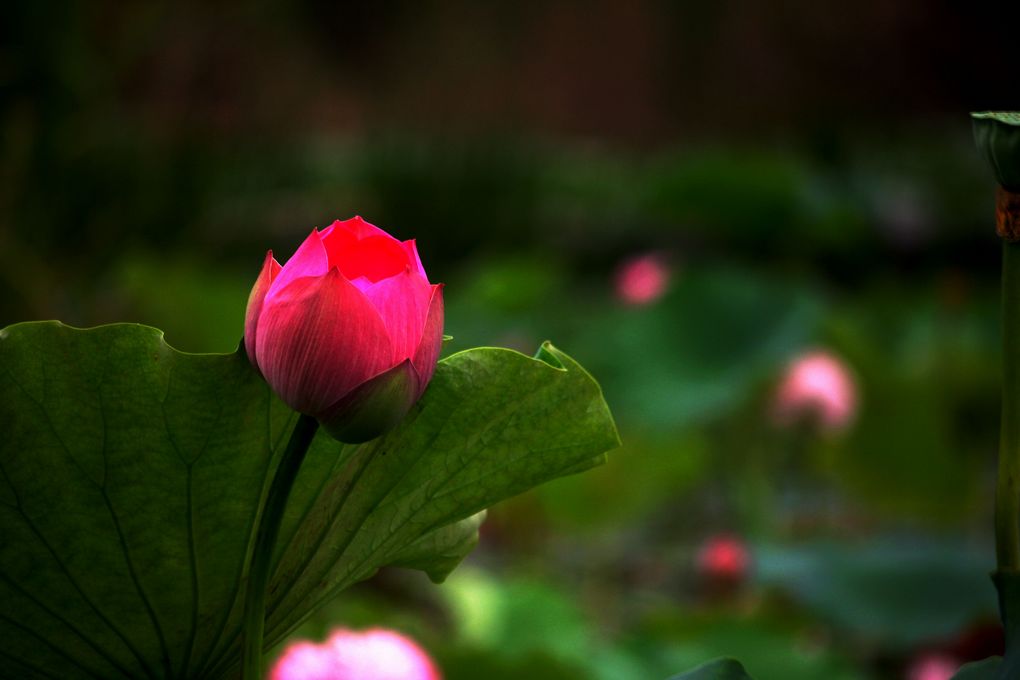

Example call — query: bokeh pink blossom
[905,653,959,680]
[271,628,441,680]
[773,350,857,432]
[615,254,670,306]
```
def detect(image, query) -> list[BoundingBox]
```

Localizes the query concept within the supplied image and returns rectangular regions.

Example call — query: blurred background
[4,2,1020,678]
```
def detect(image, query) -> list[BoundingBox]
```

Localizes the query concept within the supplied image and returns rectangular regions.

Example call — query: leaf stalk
[241,413,319,680]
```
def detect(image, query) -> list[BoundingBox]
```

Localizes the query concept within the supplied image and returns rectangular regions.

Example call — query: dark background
[3,2,1020,678]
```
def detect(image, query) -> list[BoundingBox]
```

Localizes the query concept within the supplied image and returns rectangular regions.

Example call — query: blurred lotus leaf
[665,658,755,679]
[755,540,994,648]
[973,112,1020,190]
[950,657,1001,679]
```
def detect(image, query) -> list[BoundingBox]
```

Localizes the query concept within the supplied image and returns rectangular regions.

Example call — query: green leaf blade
[254,343,618,664]
[0,323,288,679]
[0,322,618,679]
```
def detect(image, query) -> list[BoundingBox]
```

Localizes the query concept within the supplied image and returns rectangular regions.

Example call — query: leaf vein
[0,610,110,680]
[1,371,158,678]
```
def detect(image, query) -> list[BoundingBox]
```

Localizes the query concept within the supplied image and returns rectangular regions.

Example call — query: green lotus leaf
[0,322,618,679]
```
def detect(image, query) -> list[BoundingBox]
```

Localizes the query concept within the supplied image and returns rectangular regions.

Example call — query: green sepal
[318,360,419,444]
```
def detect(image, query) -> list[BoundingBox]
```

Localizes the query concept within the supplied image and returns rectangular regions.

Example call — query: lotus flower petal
[412,285,444,394]
[244,250,281,366]
[328,236,409,283]
[267,229,329,301]
[255,269,394,416]
[359,268,433,363]
[246,219,444,442]
[403,239,427,279]
[332,215,395,241]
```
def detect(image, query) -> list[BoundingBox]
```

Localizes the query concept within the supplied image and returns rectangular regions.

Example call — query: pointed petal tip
[266,229,329,299]
[263,251,282,276]
[245,250,284,372]
[334,215,396,242]
[402,239,427,278]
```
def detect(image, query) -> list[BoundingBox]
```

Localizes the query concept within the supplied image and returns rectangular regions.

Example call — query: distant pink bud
[270,628,441,680]
[245,217,444,442]
[696,534,750,583]
[615,254,669,305]
[905,653,959,680]
[773,350,857,432]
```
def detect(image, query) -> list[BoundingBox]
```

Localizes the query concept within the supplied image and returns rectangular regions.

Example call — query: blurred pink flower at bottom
[773,350,857,432]
[906,653,959,680]
[271,628,441,680]
[615,254,670,305]
[271,641,343,680]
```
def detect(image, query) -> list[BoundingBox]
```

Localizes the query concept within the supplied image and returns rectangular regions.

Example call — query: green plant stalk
[999,241,1020,573]
[241,414,320,679]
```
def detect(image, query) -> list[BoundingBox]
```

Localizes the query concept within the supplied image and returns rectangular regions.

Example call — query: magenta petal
[322,220,410,282]
[244,251,282,371]
[360,269,433,362]
[318,360,421,443]
[333,236,410,282]
[411,284,444,395]
[335,215,394,241]
[267,229,329,300]
[255,269,395,416]
[320,223,358,265]
[402,240,428,279]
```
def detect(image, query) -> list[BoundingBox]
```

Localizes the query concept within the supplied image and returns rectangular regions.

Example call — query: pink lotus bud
[615,254,669,305]
[773,350,857,432]
[270,628,441,680]
[245,217,444,443]
[696,534,750,584]
[905,653,959,680]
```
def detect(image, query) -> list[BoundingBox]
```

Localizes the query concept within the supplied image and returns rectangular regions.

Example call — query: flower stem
[242,413,319,679]
[999,241,1020,573]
